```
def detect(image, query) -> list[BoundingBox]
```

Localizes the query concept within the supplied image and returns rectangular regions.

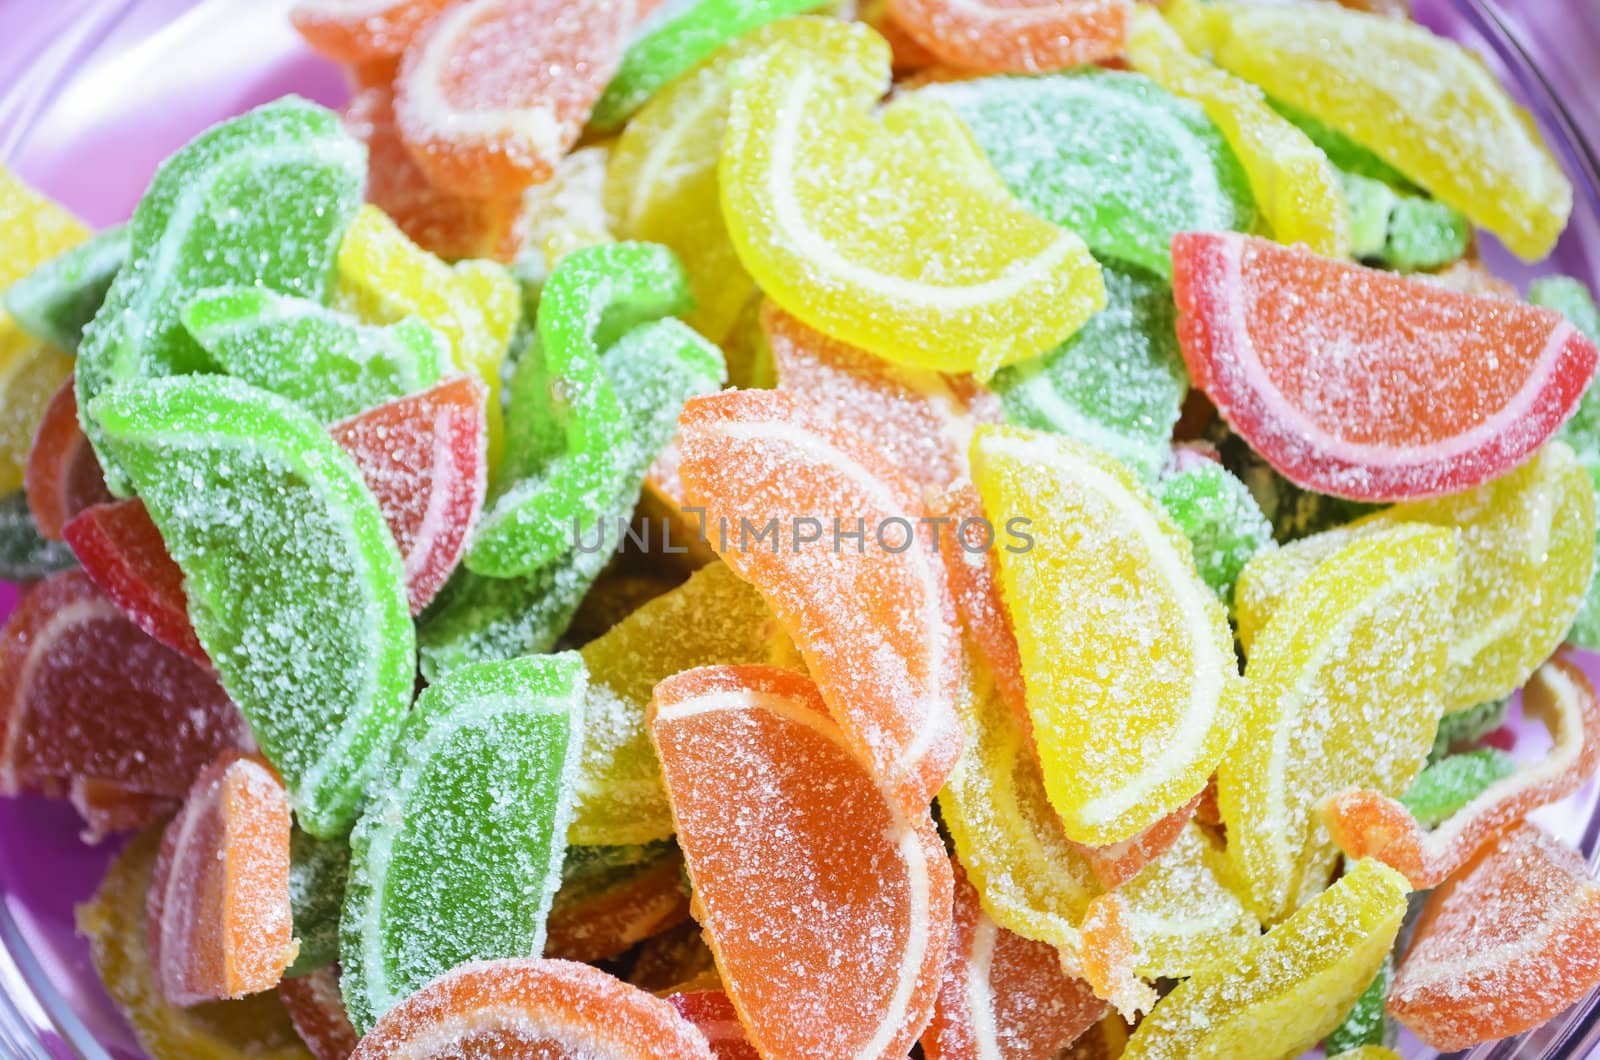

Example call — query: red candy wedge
[887,0,1129,73]
[1172,232,1598,501]
[291,0,456,64]
[1389,823,1600,1051]
[329,374,488,614]
[279,966,362,1060]
[349,958,715,1059]
[650,665,953,1060]
[148,752,297,1005]
[25,376,110,540]
[667,991,758,1060]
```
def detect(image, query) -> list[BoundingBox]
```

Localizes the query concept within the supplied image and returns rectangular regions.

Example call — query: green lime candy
[924,70,1256,278]
[78,97,364,495]
[0,491,76,580]
[89,375,413,838]
[181,287,449,423]
[1401,748,1518,828]
[339,653,587,1034]
[285,827,351,978]
[3,224,128,352]
[1155,451,1274,600]
[1342,172,1397,262]
[1324,953,1395,1054]
[989,264,1188,481]
[1210,428,1377,542]
[1340,172,1469,273]
[1429,697,1511,761]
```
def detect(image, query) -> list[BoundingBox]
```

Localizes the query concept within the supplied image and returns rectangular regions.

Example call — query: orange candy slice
[349,957,715,1058]
[290,0,455,64]
[676,390,963,811]
[650,665,953,1059]
[887,0,1129,73]
[148,752,297,1005]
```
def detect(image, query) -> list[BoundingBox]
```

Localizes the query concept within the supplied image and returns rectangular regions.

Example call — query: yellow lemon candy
[0,166,89,291]
[719,22,1104,378]
[1125,6,1351,258]
[1119,822,1258,980]
[521,143,615,274]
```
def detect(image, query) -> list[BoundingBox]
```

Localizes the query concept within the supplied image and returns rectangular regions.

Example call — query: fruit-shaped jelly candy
[572,561,780,846]
[1323,653,1600,889]
[349,958,715,1058]
[77,828,314,1060]
[651,665,952,1059]
[970,424,1239,845]
[78,99,364,495]
[0,490,75,580]
[922,72,1254,279]
[921,859,1107,1060]
[1125,7,1350,258]
[1399,748,1519,828]
[90,375,415,838]
[677,389,963,812]
[285,828,350,978]
[25,376,110,540]
[278,967,359,1060]
[340,653,586,1032]
[887,0,1127,73]
[1154,448,1273,600]
[394,0,646,199]
[1219,525,1454,922]
[1344,173,1472,274]
[290,0,454,63]
[666,990,757,1060]
[1172,232,1597,501]
[329,375,488,614]
[0,164,91,292]
[1115,822,1258,979]
[149,752,297,1004]
[3,223,127,352]
[1123,858,1408,1059]
[1176,0,1572,260]
[546,843,691,963]
[719,20,1104,378]
[1326,955,1394,1056]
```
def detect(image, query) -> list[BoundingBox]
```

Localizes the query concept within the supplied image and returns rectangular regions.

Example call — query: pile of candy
[5,0,1600,1056]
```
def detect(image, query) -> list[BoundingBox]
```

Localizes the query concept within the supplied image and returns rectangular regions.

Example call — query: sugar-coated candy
[650,665,952,1059]
[90,375,415,838]
[1113,821,1258,979]
[921,72,1255,279]
[78,99,365,495]
[348,958,716,1059]
[0,164,91,292]
[1075,795,1203,892]
[887,0,1127,73]
[278,967,360,1060]
[1389,823,1600,1051]
[545,842,691,963]
[290,0,454,63]
[25,376,111,540]
[515,143,614,280]
[1340,170,1472,272]
[339,653,586,1033]
[1431,696,1511,760]
[0,490,76,580]
[1325,954,1394,1055]
[149,752,297,1005]
[1154,446,1273,599]
[1123,858,1408,1059]
[3,223,127,352]
[1270,97,1418,190]
[719,19,1105,378]
[970,424,1239,846]
[285,829,350,979]
[1220,525,1454,922]
[1399,748,1519,828]
[666,990,758,1060]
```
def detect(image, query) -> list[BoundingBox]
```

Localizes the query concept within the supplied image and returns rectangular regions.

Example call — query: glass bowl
[0,0,1598,1056]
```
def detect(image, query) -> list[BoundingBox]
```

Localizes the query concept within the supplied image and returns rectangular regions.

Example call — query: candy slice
[546,843,691,963]
[1323,653,1600,890]
[921,72,1254,278]
[25,375,110,540]
[0,490,75,580]
[149,752,297,1004]
[887,0,1127,73]
[329,375,488,614]
[677,389,963,811]
[650,665,952,1059]
[90,375,415,838]
[970,424,1239,845]
[290,0,455,62]
[1399,748,1519,827]
[1178,0,1572,259]
[394,0,644,198]
[1153,449,1272,600]
[1114,822,1258,979]
[515,144,615,276]
[719,21,1104,378]
[666,990,758,1060]
[285,829,351,978]
[278,967,360,1060]
[0,164,91,292]
[3,223,127,352]
[1122,858,1409,1059]
[78,99,365,495]
[1125,7,1349,257]
[1219,524,1454,923]
[1341,171,1472,273]
[340,653,586,1033]
[349,958,715,1058]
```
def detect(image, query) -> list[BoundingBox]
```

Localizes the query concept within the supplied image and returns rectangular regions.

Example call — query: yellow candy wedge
[1125,6,1350,258]
[1173,0,1572,260]
[719,22,1104,378]
[521,144,615,275]
[1119,822,1258,980]
[1123,858,1409,1060]
[970,424,1240,846]
[0,166,89,291]
[1220,525,1455,924]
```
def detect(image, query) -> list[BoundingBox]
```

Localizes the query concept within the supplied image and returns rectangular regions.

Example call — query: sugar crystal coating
[3,223,127,352]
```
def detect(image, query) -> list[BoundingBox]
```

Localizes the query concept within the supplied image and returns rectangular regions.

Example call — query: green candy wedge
[1340,171,1469,272]
[1401,748,1519,829]
[1155,451,1274,600]
[3,223,128,352]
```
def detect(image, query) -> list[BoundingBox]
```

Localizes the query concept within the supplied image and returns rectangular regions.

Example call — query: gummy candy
[1076,794,1203,892]
[278,967,360,1060]
[1339,169,1472,273]
[1269,97,1418,191]
[665,990,758,1060]
[148,752,297,1004]
[546,843,690,962]
[1125,7,1350,258]
[515,144,614,281]
[347,957,716,1058]
[290,0,455,63]
[719,19,1105,378]
[677,389,963,812]
[970,424,1238,845]
[1322,653,1600,890]
[181,287,449,424]
[856,0,939,71]
[1219,524,1454,922]
[1122,858,1408,1059]
[3,223,127,352]
[78,98,365,495]
[1389,823,1600,1051]
[0,165,92,292]
[886,0,1127,73]
[285,829,350,978]
[650,664,952,1059]
[0,490,76,580]
[1172,232,1598,501]
[1112,821,1258,979]
[1153,447,1273,600]
[1177,0,1572,260]
[91,375,415,838]
[339,653,586,1033]
[921,858,1106,1060]
[921,71,1255,279]
[1399,748,1519,828]
[25,376,110,540]
[1326,954,1394,1055]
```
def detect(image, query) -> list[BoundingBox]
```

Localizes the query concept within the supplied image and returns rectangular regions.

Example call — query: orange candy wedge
[147,752,297,1005]
[886,0,1130,73]
[650,664,953,1059]
[278,966,360,1060]
[290,0,455,64]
